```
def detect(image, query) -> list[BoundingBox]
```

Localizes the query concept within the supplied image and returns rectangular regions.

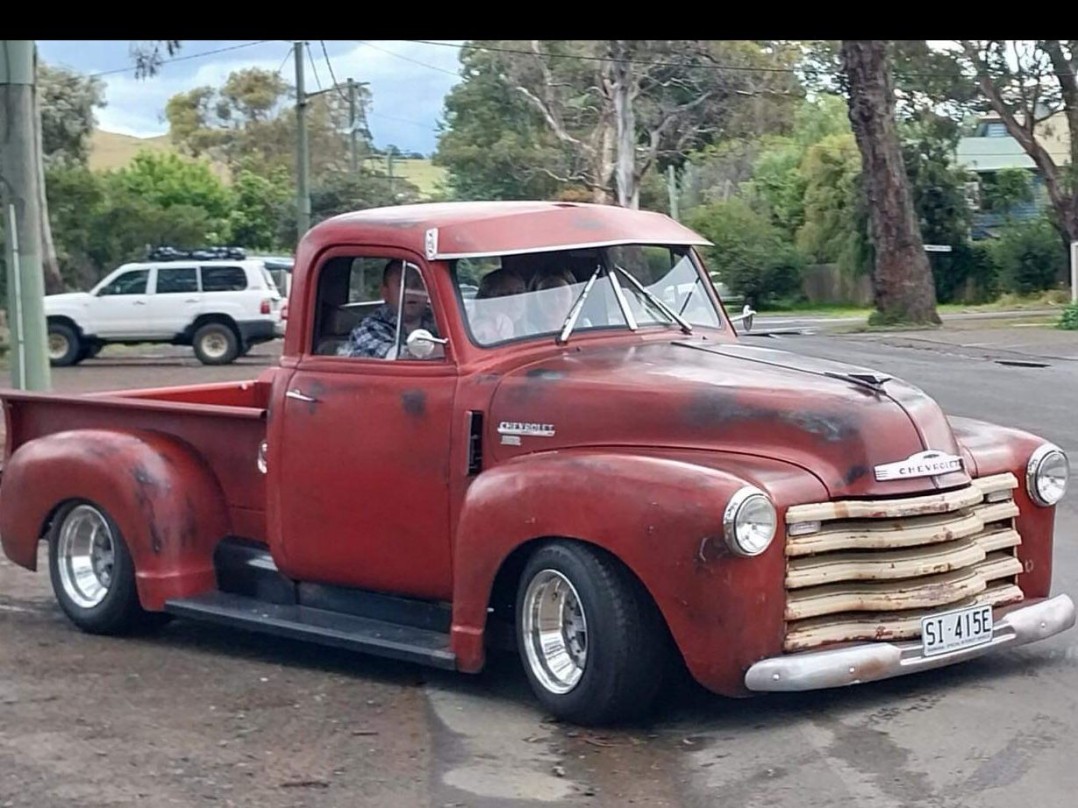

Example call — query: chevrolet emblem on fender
[874,449,965,481]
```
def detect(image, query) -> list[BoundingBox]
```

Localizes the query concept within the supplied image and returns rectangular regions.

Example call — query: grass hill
[88,129,447,199]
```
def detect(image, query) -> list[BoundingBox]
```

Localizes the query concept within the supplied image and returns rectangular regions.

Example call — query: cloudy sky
[36,40,464,156]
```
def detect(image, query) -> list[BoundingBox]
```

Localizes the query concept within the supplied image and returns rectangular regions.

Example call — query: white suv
[45,249,284,366]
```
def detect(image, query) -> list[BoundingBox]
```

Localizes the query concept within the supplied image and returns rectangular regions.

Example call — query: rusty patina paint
[0,202,1066,698]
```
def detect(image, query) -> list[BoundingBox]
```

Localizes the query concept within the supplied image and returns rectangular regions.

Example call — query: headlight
[1027,444,1069,506]
[723,486,777,557]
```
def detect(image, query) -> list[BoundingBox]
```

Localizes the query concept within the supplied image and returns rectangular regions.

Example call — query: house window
[985,122,1008,137]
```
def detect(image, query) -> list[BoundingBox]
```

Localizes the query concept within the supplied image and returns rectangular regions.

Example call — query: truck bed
[0,379,269,541]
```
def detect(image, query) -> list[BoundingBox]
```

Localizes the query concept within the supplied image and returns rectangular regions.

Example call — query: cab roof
[302,200,712,261]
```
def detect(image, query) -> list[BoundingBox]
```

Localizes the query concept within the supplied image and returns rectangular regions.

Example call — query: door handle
[133,300,146,305]
[184,298,199,303]
[286,388,319,403]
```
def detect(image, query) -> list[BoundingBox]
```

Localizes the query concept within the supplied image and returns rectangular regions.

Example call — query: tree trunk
[611,41,637,208]
[840,41,940,325]
[32,76,63,294]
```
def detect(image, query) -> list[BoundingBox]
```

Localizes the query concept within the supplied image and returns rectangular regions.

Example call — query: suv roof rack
[147,245,248,262]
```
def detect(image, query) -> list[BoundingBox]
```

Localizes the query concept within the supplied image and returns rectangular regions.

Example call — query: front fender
[950,415,1063,599]
[0,429,230,610]
[450,449,827,696]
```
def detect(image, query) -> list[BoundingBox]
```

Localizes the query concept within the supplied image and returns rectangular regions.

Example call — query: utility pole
[347,78,358,178]
[294,41,311,239]
[387,152,395,199]
[0,40,51,391]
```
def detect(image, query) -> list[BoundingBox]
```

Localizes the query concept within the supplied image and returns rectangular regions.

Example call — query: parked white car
[45,254,284,366]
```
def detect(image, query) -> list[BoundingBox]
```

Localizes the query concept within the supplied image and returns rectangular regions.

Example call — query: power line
[405,39,1078,84]
[88,40,272,79]
[359,41,460,77]
[276,43,295,76]
[320,41,353,103]
[405,40,803,76]
[367,111,436,129]
[305,41,323,92]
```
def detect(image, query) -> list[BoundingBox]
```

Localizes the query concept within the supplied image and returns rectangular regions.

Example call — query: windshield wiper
[613,265,693,335]
[556,263,603,344]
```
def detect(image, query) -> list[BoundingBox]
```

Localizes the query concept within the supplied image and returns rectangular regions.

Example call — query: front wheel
[47,501,166,635]
[515,542,668,726]
[47,323,82,366]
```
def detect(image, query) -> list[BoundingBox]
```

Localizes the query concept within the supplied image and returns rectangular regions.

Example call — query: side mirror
[730,303,756,334]
[405,328,448,359]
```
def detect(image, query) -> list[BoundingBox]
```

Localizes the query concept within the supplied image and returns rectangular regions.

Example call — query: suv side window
[200,265,248,292]
[97,269,149,296]
[155,267,199,294]
[311,255,443,361]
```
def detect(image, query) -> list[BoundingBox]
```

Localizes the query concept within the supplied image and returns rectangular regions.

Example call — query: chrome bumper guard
[745,594,1076,692]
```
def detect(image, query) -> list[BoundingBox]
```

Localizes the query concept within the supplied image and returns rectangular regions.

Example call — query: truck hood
[488,338,972,500]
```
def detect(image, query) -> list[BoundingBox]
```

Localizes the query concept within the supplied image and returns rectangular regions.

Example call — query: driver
[338,260,439,359]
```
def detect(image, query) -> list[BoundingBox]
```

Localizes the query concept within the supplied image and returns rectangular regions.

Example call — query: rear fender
[450,449,826,696]
[0,429,230,610]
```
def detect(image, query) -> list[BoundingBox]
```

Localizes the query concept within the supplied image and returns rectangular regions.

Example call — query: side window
[155,267,199,294]
[97,269,149,296]
[200,265,248,292]
[311,256,443,361]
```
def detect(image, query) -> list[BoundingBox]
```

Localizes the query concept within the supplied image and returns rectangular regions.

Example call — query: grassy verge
[754,290,1071,319]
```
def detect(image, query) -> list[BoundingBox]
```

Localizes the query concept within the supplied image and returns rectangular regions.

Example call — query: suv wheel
[193,322,239,365]
[47,322,82,367]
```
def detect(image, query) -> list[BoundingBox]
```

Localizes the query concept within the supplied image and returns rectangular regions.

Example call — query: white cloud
[92,40,463,155]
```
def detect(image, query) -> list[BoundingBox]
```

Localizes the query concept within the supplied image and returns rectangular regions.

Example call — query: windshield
[453,244,724,347]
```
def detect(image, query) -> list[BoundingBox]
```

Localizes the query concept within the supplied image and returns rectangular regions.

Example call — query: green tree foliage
[980,167,1035,218]
[433,43,583,201]
[989,214,1068,294]
[111,152,232,226]
[795,133,872,275]
[687,197,804,305]
[434,40,801,205]
[37,63,106,167]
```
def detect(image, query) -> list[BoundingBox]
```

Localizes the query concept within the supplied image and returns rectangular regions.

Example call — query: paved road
[2,327,1077,807]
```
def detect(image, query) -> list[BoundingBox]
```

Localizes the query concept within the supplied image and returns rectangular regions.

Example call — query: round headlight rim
[722,485,777,558]
[1026,443,1069,507]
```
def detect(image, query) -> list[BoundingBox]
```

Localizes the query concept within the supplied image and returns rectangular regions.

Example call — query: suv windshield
[454,244,724,347]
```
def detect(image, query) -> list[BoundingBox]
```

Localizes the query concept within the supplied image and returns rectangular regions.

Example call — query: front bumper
[745,594,1076,692]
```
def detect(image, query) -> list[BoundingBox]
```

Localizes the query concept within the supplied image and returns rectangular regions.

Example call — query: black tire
[47,500,166,635]
[192,322,240,365]
[515,541,668,726]
[47,322,82,367]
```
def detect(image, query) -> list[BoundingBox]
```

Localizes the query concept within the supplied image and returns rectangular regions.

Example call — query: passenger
[338,260,438,359]
[528,269,578,333]
[472,269,526,343]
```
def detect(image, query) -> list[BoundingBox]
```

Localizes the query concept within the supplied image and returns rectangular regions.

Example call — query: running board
[164,591,457,670]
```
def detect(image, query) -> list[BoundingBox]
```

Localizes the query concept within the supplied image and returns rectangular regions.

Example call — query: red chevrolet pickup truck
[1,201,1074,725]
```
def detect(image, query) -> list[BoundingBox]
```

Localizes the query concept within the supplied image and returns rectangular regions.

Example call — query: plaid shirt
[337,303,437,359]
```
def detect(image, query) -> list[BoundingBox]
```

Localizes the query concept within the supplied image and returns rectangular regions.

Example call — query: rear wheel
[47,322,82,366]
[47,501,166,635]
[515,542,668,726]
[193,322,239,365]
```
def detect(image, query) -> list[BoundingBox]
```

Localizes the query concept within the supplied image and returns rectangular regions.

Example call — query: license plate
[921,604,993,656]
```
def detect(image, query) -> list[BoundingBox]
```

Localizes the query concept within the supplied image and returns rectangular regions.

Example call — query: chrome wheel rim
[522,569,588,694]
[57,505,115,609]
[48,333,69,360]
[201,332,229,359]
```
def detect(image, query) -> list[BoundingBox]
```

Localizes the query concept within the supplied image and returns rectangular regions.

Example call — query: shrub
[687,198,804,306]
[989,216,1067,295]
